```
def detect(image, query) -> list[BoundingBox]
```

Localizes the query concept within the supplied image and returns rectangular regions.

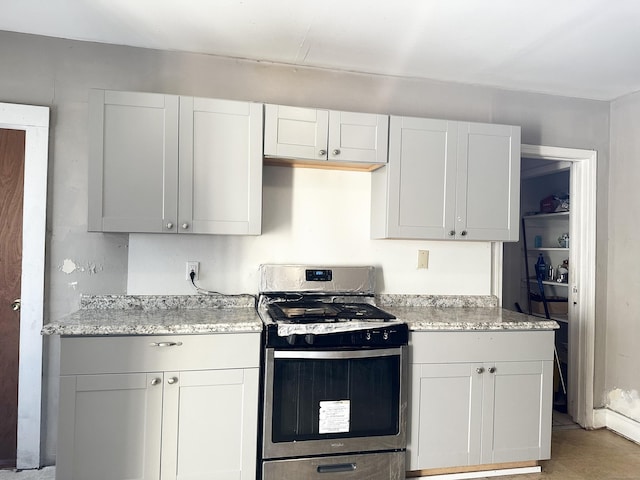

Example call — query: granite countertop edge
[43,294,558,336]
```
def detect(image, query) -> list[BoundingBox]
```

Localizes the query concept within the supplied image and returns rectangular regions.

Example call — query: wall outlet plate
[186,261,199,280]
[418,250,429,269]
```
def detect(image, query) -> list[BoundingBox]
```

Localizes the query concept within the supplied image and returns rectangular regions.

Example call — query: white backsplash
[128,166,493,296]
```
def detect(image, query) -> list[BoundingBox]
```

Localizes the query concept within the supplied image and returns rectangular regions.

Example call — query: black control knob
[383,331,389,340]
[304,334,315,345]
[286,334,297,345]
[365,331,372,341]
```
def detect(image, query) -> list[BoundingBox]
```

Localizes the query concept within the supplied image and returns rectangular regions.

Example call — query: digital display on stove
[305,269,332,281]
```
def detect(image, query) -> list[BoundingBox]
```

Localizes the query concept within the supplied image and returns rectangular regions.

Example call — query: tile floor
[1,419,639,480]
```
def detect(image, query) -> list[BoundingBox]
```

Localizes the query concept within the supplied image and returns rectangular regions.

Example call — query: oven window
[271,353,400,442]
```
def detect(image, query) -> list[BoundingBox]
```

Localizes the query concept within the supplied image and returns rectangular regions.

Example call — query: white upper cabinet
[179,97,263,235]
[88,90,263,235]
[264,104,388,168]
[456,122,521,241]
[88,90,179,233]
[371,115,520,241]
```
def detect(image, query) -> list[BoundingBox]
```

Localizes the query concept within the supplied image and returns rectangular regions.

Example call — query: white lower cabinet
[407,331,554,472]
[57,334,260,480]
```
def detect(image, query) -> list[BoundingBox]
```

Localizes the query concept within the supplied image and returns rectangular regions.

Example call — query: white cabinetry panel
[57,334,260,480]
[88,90,179,233]
[179,97,263,234]
[89,90,263,235]
[371,116,520,241]
[407,331,553,472]
[264,104,388,167]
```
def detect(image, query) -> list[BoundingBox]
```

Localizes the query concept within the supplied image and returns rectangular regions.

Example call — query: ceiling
[2,0,640,101]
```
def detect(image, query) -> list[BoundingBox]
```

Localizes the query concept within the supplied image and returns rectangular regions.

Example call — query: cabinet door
[372,116,457,239]
[161,368,260,480]
[179,97,263,235]
[407,363,482,470]
[455,122,521,241]
[264,104,329,161]
[481,361,553,464]
[57,373,163,480]
[88,90,179,233]
[328,110,388,164]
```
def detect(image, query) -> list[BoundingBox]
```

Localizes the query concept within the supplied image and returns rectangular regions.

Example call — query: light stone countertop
[42,295,262,336]
[382,306,559,331]
[42,294,557,336]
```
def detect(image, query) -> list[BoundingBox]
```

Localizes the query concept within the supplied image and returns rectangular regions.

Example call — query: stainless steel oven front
[261,345,407,478]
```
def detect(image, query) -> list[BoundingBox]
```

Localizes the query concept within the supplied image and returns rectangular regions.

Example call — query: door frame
[494,143,597,428]
[0,102,49,468]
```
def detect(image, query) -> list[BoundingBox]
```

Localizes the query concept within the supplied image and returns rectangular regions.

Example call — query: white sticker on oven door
[319,400,350,434]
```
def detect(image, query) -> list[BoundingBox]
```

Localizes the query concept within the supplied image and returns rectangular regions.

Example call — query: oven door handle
[273,348,400,360]
[317,463,357,473]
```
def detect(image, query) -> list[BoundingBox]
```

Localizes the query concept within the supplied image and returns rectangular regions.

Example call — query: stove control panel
[305,269,332,282]
[266,323,408,348]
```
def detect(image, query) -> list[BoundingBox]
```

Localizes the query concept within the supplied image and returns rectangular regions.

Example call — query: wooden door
[0,128,25,468]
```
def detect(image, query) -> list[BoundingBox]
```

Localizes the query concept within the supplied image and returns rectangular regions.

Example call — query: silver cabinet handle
[476,367,485,374]
[461,230,468,236]
[167,377,178,385]
[150,377,161,386]
[488,367,496,374]
[449,230,456,237]
[149,342,183,347]
[332,149,341,155]
[166,222,174,230]
[319,149,327,156]
[182,223,189,230]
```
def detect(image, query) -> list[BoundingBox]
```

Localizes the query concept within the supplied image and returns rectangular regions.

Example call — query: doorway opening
[502,144,597,429]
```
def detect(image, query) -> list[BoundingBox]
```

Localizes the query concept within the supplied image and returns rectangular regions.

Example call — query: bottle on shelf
[535,253,546,281]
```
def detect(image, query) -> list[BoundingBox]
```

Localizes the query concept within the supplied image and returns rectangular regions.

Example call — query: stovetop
[267,301,396,324]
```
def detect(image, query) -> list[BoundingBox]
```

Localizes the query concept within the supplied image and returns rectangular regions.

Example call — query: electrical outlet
[417,250,429,269]
[186,261,199,281]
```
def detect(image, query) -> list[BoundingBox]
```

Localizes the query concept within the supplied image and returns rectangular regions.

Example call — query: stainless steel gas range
[257,265,408,480]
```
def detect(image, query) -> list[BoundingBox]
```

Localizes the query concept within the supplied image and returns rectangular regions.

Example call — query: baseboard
[593,407,640,444]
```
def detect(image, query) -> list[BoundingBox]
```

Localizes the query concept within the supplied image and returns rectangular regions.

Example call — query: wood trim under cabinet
[406,460,538,477]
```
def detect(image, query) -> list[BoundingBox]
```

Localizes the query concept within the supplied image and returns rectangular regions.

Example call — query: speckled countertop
[42,294,557,336]
[42,295,262,336]
[377,294,558,331]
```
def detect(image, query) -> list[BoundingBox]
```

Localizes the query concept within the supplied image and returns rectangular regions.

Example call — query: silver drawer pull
[317,463,356,473]
[167,377,179,385]
[150,377,161,386]
[149,341,183,347]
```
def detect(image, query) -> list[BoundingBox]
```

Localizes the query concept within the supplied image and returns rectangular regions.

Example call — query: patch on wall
[607,388,640,422]
[59,258,103,275]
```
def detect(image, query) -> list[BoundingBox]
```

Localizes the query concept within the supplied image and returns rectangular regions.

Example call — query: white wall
[606,92,640,421]
[128,166,493,295]
[0,30,611,463]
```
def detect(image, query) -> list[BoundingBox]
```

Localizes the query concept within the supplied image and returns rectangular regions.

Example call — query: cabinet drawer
[409,331,554,364]
[60,333,261,375]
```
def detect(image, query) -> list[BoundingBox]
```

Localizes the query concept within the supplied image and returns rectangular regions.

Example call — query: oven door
[262,346,407,459]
